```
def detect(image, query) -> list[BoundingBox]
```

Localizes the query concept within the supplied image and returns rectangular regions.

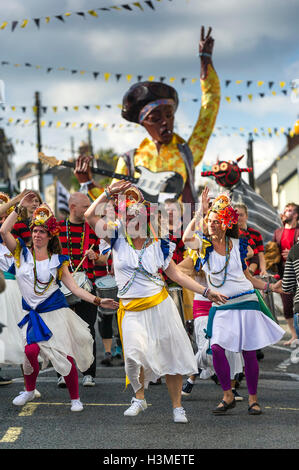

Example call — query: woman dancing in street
[0,193,118,412]
[84,181,227,423]
[182,189,285,415]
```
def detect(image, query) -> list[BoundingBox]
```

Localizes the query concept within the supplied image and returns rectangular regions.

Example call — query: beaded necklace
[118,235,164,296]
[207,236,231,288]
[32,249,54,296]
[66,217,85,272]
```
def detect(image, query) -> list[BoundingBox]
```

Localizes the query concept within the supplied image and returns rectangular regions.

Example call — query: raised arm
[188,26,221,166]
[0,189,31,218]
[0,209,19,253]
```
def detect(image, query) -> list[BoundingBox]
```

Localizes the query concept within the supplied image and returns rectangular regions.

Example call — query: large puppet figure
[74,26,220,205]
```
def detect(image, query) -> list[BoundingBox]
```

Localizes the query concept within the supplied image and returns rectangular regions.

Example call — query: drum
[168,285,184,325]
[95,275,118,315]
[60,271,93,306]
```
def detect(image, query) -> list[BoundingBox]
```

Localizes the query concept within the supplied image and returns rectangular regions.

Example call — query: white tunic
[200,237,285,352]
[111,237,198,392]
[15,246,94,376]
[0,243,25,365]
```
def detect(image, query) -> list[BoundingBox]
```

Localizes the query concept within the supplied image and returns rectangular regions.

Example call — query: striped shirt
[12,219,31,245]
[58,219,99,285]
[282,242,299,313]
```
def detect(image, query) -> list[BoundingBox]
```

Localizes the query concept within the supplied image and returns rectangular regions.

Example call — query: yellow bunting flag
[0,22,8,29]
[45,17,50,23]
[88,10,98,17]
[169,77,176,83]
[95,105,101,110]
[126,74,133,82]
[88,123,93,129]
[21,19,29,28]
[73,106,79,111]
[148,76,155,81]
[191,78,197,84]
[56,121,61,128]
[65,13,72,17]
[257,81,264,87]
[41,120,46,127]
[225,96,231,102]
[104,73,111,81]
[279,81,286,88]
[133,2,143,10]
[236,80,242,84]
[52,106,58,112]
[248,94,253,101]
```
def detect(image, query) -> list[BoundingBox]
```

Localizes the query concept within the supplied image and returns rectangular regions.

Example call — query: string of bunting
[1,116,296,137]
[0,0,161,31]
[0,88,292,115]
[0,60,296,91]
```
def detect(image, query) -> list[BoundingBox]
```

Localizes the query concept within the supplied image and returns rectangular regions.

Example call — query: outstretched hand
[100,298,119,310]
[199,26,214,57]
[207,289,227,305]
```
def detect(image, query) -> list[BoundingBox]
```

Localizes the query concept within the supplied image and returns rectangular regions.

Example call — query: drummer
[58,192,108,388]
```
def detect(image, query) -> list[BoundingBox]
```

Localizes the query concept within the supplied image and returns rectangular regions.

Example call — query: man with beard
[273,203,299,346]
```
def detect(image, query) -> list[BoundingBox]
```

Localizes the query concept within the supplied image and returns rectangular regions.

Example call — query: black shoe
[57,376,67,388]
[256,349,264,361]
[234,372,244,389]
[101,352,113,367]
[212,398,236,415]
[149,378,162,385]
[210,374,219,385]
[232,388,244,401]
[181,381,194,396]
[0,375,12,386]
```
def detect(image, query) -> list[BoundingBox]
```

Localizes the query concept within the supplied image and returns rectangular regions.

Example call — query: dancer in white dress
[85,181,227,423]
[183,190,285,415]
[180,256,243,399]
[0,195,118,412]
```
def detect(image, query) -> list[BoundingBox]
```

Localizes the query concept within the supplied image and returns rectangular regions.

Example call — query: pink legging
[24,343,79,400]
[211,344,259,395]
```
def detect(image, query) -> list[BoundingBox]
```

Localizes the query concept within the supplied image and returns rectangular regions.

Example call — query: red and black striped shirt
[58,219,100,284]
[12,219,32,245]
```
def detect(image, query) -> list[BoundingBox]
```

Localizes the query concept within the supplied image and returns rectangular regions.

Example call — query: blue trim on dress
[239,237,249,270]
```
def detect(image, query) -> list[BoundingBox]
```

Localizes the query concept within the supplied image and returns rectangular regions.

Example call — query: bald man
[57,192,107,388]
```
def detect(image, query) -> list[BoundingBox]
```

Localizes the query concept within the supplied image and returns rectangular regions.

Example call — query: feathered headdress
[30,204,60,237]
[207,193,239,230]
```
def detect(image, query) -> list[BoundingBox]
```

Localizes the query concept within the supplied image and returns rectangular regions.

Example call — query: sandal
[248,402,262,415]
[212,398,236,415]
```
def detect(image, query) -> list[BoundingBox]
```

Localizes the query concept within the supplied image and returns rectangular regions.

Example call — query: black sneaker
[232,388,244,401]
[256,349,264,361]
[101,352,113,367]
[181,381,194,396]
[0,375,12,386]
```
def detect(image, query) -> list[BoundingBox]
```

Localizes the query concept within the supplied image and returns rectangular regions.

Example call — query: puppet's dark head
[201,155,252,188]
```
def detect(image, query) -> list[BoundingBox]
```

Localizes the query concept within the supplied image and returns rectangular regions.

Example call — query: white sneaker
[23,388,41,399]
[71,399,84,412]
[124,397,147,416]
[82,375,95,387]
[13,390,35,406]
[173,407,188,423]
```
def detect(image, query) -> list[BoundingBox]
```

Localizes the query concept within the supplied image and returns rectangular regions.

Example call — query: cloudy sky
[1,0,299,183]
